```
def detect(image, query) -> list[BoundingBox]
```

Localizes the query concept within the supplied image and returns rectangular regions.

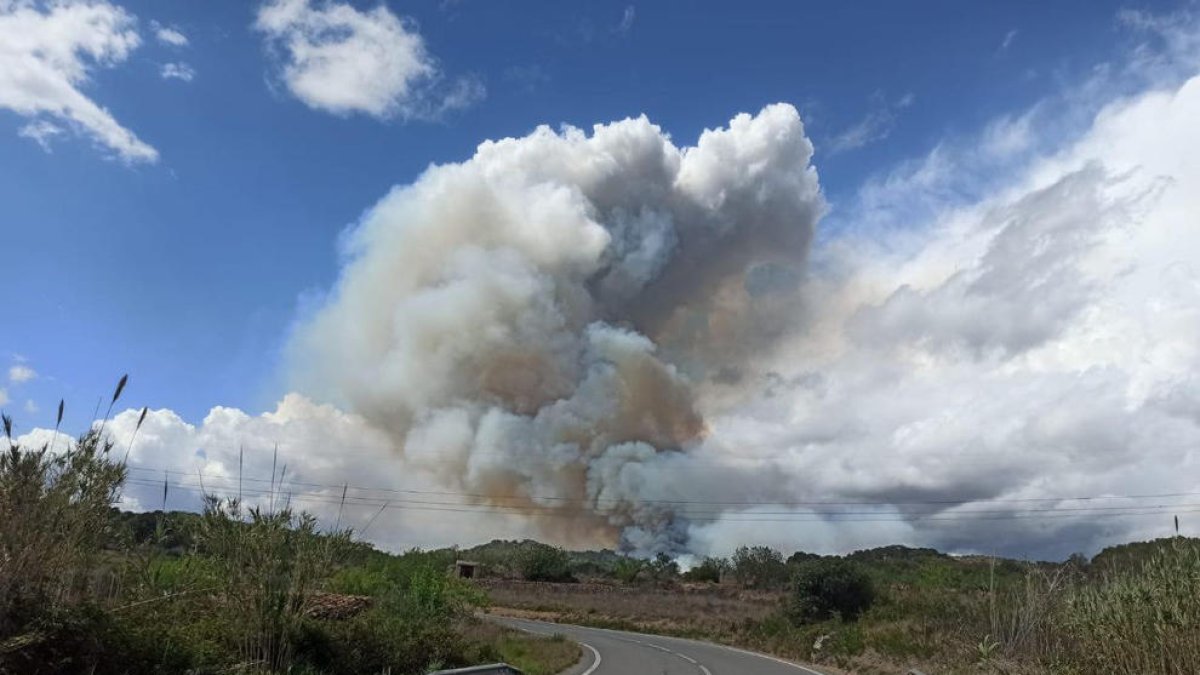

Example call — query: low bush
[518,544,574,582]
[682,556,729,583]
[0,390,502,675]
[0,427,125,635]
[613,557,645,583]
[732,546,789,589]
[788,559,876,623]
[1059,539,1200,673]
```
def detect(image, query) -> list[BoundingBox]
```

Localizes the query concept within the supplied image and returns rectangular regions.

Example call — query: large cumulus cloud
[687,75,1200,559]
[19,30,1200,561]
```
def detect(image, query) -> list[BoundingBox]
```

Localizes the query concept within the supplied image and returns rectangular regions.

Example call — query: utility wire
[121,476,1198,524]
[124,463,1200,509]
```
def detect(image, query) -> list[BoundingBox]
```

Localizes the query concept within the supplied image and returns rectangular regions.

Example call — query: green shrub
[648,552,679,582]
[292,607,468,675]
[0,425,126,636]
[732,546,788,589]
[788,559,876,623]
[194,496,352,672]
[1060,538,1200,673]
[683,556,730,583]
[518,544,574,582]
[613,557,645,583]
[0,603,198,675]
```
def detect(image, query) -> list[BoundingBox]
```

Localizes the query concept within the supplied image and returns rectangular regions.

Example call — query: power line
[122,476,1200,517]
[121,476,1198,524]
[124,464,1200,509]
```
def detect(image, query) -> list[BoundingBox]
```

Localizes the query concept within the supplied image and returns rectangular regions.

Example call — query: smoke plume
[290,104,823,551]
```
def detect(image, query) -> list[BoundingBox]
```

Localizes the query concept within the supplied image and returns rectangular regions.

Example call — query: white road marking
[496,618,601,675]
[492,615,826,675]
[579,641,602,675]
[617,635,708,674]
[695,641,825,675]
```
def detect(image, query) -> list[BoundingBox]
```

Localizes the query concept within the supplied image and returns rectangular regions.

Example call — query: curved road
[492,616,827,675]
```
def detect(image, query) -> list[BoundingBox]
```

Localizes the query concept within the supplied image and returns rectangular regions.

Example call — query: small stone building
[453,560,482,579]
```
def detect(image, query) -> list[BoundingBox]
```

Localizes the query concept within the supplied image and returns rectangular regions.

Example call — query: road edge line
[579,642,602,675]
[487,615,601,675]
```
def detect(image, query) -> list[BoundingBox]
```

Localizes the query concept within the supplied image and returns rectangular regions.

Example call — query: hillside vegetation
[3,394,1197,675]
[0,404,577,675]
[469,537,1200,674]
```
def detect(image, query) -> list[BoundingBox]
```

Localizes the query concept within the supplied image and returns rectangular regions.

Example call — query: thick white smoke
[289,104,823,551]
[26,15,1200,560]
[281,66,1200,558]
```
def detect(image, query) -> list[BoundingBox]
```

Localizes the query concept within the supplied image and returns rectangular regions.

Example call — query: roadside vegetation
[0,389,577,675]
[474,539,1200,675]
[3,383,1197,675]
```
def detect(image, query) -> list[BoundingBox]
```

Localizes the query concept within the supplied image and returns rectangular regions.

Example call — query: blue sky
[3,0,1153,427]
[7,0,1200,557]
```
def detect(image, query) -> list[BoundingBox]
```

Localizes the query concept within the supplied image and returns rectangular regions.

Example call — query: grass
[482,540,1200,675]
[463,621,581,675]
[6,379,1200,675]
[0,424,125,638]
[0,381,582,675]
[1056,539,1200,674]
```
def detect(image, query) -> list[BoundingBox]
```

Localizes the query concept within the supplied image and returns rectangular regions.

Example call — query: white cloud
[18,9,1200,562]
[24,61,1200,561]
[14,395,546,550]
[0,389,7,407]
[705,68,1200,560]
[616,5,635,35]
[17,119,63,151]
[150,21,187,47]
[23,400,37,414]
[502,64,549,92]
[254,0,482,119]
[827,91,914,155]
[0,0,157,162]
[999,29,1018,53]
[8,364,36,384]
[160,62,194,82]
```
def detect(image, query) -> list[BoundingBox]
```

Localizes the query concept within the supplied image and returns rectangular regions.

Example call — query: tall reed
[195,495,351,673]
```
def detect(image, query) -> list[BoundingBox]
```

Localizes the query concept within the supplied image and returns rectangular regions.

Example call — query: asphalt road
[492,616,828,675]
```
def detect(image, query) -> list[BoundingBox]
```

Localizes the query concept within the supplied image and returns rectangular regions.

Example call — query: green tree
[518,544,574,582]
[732,546,788,589]
[648,552,679,582]
[788,558,876,623]
[682,556,730,583]
[613,557,645,583]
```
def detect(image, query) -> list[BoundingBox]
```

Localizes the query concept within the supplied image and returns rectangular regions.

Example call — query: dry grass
[462,620,581,675]
[484,544,1200,675]
[481,578,780,636]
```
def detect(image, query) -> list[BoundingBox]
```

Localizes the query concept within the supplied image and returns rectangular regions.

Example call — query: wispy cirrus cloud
[616,5,635,35]
[826,90,914,155]
[999,28,1018,53]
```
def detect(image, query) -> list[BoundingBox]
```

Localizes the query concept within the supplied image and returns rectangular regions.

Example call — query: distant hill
[1089,536,1200,573]
[107,508,1200,583]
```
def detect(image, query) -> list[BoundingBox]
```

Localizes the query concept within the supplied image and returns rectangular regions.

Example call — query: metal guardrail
[428,664,525,675]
